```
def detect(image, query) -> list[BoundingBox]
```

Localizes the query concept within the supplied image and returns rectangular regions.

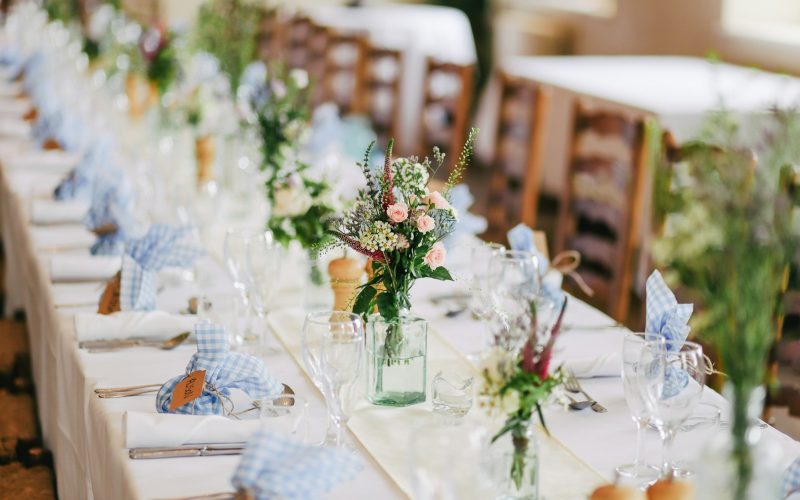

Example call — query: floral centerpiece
[193,0,265,93]
[246,64,311,176]
[140,24,179,97]
[327,129,478,406]
[652,110,800,499]
[479,298,567,496]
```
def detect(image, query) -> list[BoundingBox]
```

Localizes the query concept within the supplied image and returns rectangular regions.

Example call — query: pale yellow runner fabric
[268,308,605,499]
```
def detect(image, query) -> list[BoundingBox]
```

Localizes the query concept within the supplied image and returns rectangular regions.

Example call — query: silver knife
[129,444,246,459]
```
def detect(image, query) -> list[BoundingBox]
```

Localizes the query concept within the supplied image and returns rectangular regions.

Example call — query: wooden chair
[282,15,314,69]
[255,9,281,63]
[321,30,368,116]
[554,104,648,323]
[361,46,403,147]
[305,22,331,107]
[418,58,474,171]
[487,72,550,238]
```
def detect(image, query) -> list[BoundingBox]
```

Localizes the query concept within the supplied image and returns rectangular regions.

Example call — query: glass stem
[633,419,646,467]
[660,427,676,477]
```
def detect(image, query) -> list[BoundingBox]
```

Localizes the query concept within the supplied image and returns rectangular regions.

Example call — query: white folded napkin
[0,136,33,156]
[74,311,197,342]
[0,118,31,139]
[124,411,261,448]
[51,282,104,308]
[30,199,89,225]
[48,254,120,282]
[560,353,621,378]
[31,225,96,252]
[5,150,81,173]
[0,82,22,97]
[8,170,63,197]
[0,98,31,117]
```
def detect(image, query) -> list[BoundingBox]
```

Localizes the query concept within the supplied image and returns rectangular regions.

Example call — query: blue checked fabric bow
[446,184,487,248]
[646,270,693,397]
[84,165,135,255]
[54,134,115,201]
[646,270,692,346]
[119,224,205,311]
[507,223,565,308]
[231,429,362,499]
[785,457,800,497]
[156,322,283,415]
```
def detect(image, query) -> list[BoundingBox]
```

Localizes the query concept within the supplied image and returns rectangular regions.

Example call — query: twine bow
[549,250,594,297]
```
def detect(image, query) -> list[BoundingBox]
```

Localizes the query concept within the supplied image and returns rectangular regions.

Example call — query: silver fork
[564,369,607,413]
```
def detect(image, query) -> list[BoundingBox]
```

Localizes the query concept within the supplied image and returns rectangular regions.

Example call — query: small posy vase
[484,423,540,500]
[366,313,428,406]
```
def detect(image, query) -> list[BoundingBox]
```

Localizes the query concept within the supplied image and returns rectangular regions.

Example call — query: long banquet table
[3,154,800,500]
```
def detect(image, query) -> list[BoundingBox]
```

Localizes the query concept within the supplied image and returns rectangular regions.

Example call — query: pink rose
[424,242,446,270]
[386,202,409,223]
[416,214,436,233]
[423,191,450,210]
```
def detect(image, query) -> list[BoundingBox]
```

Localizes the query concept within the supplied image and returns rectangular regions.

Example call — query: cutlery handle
[129,448,204,459]
[580,389,607,413]
[95,383,162,393]
[97,388,159,398]
[80,339,140,350]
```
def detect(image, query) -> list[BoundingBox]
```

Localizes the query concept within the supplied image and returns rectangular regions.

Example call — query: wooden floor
[0,250,56,499]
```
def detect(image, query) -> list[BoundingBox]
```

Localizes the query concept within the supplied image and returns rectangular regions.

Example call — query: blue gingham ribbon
[119,224,205,311]
[231,429,362,499]
[785,457,800,497]
[646,270,692,346]
[32,106,89,151]
[83,165,135,255]
[156,322,283,415]
[646,270,692,397]
[507,223,565,307]
[54,134,115,200]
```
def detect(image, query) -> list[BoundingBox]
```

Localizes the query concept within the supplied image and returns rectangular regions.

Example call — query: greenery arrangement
[249,64,311,178]
[140,24,179,95]
[478,298,567,490]
[652,110,800,499]
[193,0,264,92]
[329,129,477,336]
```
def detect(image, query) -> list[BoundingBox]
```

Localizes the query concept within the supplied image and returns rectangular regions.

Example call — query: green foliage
[445,127,478,192]
[652,109,800,500]
[146,41,179,94]
[194,0,263,92]
[44,0,79,22]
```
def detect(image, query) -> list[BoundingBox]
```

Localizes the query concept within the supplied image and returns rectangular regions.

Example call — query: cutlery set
[79,332,192,353]
[564,369,608,413]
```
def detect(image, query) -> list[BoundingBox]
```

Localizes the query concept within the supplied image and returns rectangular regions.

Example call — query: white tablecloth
[311,5,477,154]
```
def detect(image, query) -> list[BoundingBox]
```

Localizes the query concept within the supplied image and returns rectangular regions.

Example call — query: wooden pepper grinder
[195,135,216,185]
[328,255,364,311]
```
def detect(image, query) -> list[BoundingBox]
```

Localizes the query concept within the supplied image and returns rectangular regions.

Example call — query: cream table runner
[268,308,605,499]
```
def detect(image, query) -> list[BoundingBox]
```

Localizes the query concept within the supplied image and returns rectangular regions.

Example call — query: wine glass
[487,250,541,351]
[244,231,283,352]
[319,318,364,448]
[468,242,505,321]
[637,338,706,478]
[616,332,661,483]
[223,228,267,346]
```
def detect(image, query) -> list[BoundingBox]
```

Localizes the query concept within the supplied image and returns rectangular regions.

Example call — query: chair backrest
[487,72,550,237]
[305,21,330,106]
[282,15,314,69]
[419,58,474,170]
[361,46,403,147]
[555,103,648,323]
[321,30,368,116]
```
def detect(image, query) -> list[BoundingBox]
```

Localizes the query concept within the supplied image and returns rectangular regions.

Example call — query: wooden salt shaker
[328,257,364,311]
[195,135,216,185]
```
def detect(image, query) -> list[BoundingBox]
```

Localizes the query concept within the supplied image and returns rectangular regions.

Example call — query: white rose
[272,186,312,217]
[289,69,309,89]
[500,391,521,415]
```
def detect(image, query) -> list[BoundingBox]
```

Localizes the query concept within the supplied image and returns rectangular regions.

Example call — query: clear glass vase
[366,313,428,406]
[304,249,333,312]
[696,384,783,500]
[483,423,540,500]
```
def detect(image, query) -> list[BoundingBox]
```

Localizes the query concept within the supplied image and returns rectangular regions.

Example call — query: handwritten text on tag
[169,370,206,411]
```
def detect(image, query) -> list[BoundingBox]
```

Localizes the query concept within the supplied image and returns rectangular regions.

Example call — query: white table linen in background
[124,411,261,448]
[30,224,95,251]
[74,311,198,342]
[310,5,477,153]
[51,282,102,308]
[3,149,81,173]
[29,198,88,224]
[46,253,120,282]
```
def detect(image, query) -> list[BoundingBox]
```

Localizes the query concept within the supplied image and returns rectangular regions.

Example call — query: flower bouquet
[479,297,567,496]
[328,129,478,405]
[140,24,179,97]
[246,64,311,177]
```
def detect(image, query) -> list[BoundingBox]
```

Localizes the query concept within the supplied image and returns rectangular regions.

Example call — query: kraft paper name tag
[169,370,206,411]
[97,271,121,315]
